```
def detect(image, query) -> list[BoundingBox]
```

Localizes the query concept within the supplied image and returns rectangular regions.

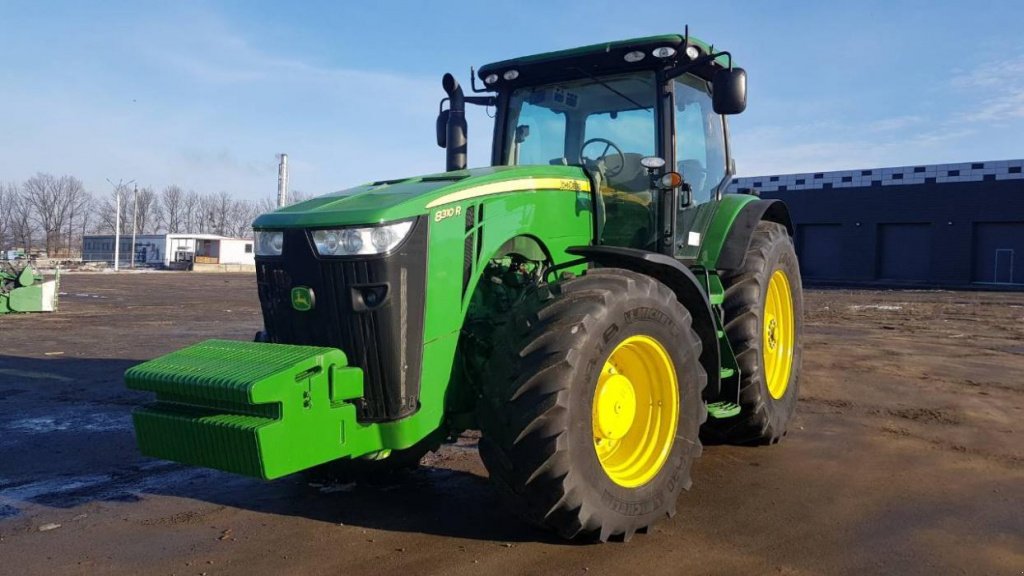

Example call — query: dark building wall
[753,179,1024,288]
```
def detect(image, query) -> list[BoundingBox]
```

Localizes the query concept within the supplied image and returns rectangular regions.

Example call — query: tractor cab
[440,33,747,260]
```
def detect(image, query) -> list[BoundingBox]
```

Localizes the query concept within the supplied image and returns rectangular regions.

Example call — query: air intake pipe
[442,73,467,172]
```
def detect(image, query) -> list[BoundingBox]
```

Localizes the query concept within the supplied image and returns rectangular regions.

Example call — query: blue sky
[2,1,1021,201]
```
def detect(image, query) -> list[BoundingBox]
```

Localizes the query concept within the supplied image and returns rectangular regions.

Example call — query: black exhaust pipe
[442,73,467,172]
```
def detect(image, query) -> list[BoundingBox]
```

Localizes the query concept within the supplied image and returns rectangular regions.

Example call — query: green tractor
[127,31,803,542]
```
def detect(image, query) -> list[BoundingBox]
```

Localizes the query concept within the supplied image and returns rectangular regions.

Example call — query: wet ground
[1,273,1022,575]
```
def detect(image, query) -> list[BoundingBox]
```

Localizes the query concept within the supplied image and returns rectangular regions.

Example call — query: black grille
[255,218,428,422]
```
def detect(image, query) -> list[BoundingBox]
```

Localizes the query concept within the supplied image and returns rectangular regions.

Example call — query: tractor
[127,31,803,542]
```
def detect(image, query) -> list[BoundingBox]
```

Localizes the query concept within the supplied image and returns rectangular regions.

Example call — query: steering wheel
[580,138,626,178]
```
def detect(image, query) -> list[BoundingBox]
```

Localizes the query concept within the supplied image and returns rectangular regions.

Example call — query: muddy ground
[1,273,1021,575]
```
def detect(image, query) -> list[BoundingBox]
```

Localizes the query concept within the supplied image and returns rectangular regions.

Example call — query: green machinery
[0,264,59,314]
[128,31,804,541]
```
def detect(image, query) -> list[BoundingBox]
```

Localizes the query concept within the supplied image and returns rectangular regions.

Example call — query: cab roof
[477,33,733,89]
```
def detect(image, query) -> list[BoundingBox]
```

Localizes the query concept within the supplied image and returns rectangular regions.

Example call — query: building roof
[83,233,252,242]
[729,159,1024,194]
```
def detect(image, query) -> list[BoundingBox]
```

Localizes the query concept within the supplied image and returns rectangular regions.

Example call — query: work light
[255,231,283,256]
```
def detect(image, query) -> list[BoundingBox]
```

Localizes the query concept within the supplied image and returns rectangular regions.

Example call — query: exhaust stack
[442,74,467,172]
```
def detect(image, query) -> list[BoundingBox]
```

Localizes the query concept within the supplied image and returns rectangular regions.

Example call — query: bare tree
[65,185,93,257]
[22,173,86,256]
[134,186,158,234]
[96,186,133,235]
[159,185,184,233]
[210,191,235,236]
[181,190,201,233]
[226,199,260,239]
[9,189,36,252]
[0,182,16,250]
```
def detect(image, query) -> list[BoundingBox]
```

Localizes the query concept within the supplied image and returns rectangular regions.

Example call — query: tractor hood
[253,164,590,229]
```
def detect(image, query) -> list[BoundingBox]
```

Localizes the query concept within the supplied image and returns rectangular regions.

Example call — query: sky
[2,1,1022,201]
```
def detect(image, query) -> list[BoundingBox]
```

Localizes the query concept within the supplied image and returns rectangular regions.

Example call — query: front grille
[255,218,428,422]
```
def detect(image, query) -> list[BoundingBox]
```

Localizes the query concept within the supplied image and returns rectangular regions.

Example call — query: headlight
[312,220,414,256]
[255,231,283,256]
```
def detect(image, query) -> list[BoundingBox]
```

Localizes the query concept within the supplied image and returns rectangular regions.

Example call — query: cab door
[672,74,728,260]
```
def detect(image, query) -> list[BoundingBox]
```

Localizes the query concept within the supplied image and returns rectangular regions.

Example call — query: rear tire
[478,269,706,541]
[707,221,803,444]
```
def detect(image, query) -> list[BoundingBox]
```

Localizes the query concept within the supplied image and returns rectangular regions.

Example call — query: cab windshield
[503,71,658,248]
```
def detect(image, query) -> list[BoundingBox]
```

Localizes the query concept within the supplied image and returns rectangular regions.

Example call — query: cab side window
[674,75,727,204]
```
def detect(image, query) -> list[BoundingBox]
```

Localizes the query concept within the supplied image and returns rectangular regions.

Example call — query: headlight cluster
[255,231,283,256]
[311,220,414,256]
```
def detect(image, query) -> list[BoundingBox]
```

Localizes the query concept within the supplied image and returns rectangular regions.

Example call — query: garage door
[973,222,1024,285]
[796,224,844,279]
[877,223,932,281]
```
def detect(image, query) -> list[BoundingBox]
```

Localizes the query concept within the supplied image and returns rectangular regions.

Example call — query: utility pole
[131,185,139,268]
[277,153,289,208]
[106,178,134,271]
[114,190,120,271]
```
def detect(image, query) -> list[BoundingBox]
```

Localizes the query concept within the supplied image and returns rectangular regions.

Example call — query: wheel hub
[593,370,637,441]
[591,335,679,488]
[763,269,795,400]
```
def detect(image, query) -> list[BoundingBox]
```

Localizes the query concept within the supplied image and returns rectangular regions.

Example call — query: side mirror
[713,67,747,115]
[436,108,450,148]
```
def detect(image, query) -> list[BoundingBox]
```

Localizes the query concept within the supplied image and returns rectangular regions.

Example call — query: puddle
[5,412,132,434]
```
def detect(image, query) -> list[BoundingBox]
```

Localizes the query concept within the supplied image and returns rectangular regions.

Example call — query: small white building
[82,233,255,268]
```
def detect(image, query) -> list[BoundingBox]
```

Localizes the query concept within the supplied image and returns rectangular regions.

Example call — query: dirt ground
[1,273,1021,575]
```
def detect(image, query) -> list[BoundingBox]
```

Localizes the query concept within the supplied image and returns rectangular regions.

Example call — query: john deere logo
[291,286,315,311]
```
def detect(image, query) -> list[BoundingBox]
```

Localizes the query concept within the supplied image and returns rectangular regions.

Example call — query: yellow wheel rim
[592,335,679,488]
[763,269,795,400]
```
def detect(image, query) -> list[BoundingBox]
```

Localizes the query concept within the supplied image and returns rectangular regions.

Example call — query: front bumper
[127,339,367,479]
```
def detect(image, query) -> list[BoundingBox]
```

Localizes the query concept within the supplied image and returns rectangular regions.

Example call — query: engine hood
[252,164,590,229]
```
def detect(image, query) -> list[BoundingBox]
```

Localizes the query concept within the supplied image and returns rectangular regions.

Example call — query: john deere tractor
[127,31,803,542]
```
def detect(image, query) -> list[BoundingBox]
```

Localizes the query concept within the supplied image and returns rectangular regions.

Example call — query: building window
[245,243,253,253]
[914,166,926,173]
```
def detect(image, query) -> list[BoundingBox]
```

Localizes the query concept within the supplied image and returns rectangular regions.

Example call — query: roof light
[503,69,519,81]
[685,45,700,60]
[484,73,499,85]
[652,46,677,59]
[624,50,646,63]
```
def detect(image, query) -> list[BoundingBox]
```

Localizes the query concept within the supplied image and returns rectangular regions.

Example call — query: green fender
[697,194,794,271]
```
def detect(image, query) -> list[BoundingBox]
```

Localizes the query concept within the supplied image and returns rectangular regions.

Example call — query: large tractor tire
[478,269,706,541]
[708,221,803,445]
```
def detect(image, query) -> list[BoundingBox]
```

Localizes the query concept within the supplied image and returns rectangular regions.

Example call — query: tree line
[0,173,309,257]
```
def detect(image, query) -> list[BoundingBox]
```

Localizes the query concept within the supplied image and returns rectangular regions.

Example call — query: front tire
[708,221,803,444]
[478,269,706,541]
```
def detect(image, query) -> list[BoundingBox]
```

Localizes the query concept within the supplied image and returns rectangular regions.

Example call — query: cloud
[950,55,1024,122]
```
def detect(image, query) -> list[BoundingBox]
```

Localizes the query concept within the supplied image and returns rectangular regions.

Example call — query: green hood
[252,164,590,229]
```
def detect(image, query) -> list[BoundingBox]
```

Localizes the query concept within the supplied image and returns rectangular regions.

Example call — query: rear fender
[566,246,721,401]
[714,199,794,271]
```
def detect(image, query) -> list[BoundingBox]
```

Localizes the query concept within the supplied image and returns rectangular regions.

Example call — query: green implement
[0,264,58,314]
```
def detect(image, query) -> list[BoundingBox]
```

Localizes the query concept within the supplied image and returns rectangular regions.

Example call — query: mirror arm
[469,66,495,94]
[664,50,733,80]
[465,96,496,106]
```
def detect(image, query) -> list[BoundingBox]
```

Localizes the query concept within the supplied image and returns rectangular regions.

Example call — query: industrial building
[81,233,255,269]
[729,159,1024,288]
